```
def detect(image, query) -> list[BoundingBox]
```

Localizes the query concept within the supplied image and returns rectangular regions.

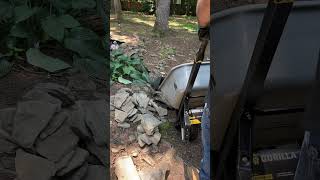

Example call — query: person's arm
[196,0,210,27]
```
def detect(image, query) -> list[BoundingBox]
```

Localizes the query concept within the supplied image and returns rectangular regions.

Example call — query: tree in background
[153,0,171,34]
[113,0,122,22]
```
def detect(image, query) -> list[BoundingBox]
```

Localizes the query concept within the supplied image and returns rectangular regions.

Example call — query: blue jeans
[200,102,210,180]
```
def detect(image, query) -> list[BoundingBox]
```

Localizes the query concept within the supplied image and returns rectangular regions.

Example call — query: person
[196,0,211,179]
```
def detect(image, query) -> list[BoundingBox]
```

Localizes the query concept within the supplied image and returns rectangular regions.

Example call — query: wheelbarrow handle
[195,40,209,63]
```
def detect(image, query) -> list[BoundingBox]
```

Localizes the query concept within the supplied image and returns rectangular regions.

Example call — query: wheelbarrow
[211,0,320,179]
[156,41,210,141]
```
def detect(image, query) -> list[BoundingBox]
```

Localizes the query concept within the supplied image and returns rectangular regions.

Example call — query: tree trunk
[113,0,122,22]
[153,0,171,34]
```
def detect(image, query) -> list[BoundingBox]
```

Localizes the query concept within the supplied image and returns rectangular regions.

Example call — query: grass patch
[159,121,174,135]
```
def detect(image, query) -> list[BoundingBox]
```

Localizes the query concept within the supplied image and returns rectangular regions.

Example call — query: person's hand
[198,26,209,41]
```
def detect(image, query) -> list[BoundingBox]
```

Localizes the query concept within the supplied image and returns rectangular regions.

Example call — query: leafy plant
[0,0,106,78]
[110,49,150,85]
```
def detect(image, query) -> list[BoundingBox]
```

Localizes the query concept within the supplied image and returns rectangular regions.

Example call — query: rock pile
[0,83,108,180]
[111,88,168,148]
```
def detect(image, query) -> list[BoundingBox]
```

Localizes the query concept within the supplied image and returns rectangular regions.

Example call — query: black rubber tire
[188,125,200,141]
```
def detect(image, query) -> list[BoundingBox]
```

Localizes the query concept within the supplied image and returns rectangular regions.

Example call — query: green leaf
[41,16,64,42]
[122,66,136,75]
[64,38,105,60]
[50,0,72,9]
[0,1,13,20]
[0,58,13,78]
[118,77,132,85]
[67,27,99,40]
[10,23,30,38]
[72,0,96,9]
[26,48,71,72]
[58,15,80,28]
[14,5,38,23]
[73,55,107,80]
[142,72,151,82]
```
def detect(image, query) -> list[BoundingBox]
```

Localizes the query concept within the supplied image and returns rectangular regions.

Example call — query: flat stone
[121,100,135,113]
[82,165,107,180]
[115,156,140,180]
[115,109,128,123]
[139,168,169,180]
[150,132,161,145]
[129,135,136,143]
[137,125,145,133]
[138,108,147,114]
[13,101,59,148]
[15,149,56,180]
[150,100,167,116]
[117,88,133,94]
[69,102,91,139]
[0,139,18,154]
[114,92,130,108]
[128,108,138,118]
[110,95,115,105]
[142,146,150,153]
[57,148,89,176]
[138,137,146,147]
[133,114,143,123]
[79,100,108,146]
[141,114,162,135]
[65,162,88,180]
[0,108,15,134]
[160,116,168,122]
[55,150,75,172]
[133,93,150,109]
[39,110,69,140]
[118,123,130,129]
[35,123,79,162]
[86,142,108,167]
[147,106,156,112]
[138,134,152,145]
[129,114,138,122]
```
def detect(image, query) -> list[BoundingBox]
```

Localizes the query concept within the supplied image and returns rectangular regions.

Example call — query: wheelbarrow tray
[212,1,320,152]
[159,61,210,110]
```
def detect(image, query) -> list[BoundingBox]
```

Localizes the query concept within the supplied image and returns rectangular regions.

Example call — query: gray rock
[133,93,150,109]
[139,168,168,180]
[13,101,59,148]
[79,100,108,146]
[114,92,130,108]
[137,125,145,133]
[129,135,136,143]
[160,116,168,122]
[15,149,56,180]
[35,123,79,162]
[133,114,143,123]
[57,148,89,176]
[138,108,147,114]
[150,100,168,116]
[118,123,130,129]
[39,110,69,140]
[128,108,138,118]
[65,162,88,180]
[55,150,75,172]
[121,100,135,113]
[147,106,156,112]
[110,104,115,111]
[150,132,161,145]
[138,137,146,147]
[82,165,107,180]
[110,95,115,105]
[141,114,162,135]
[138,134,152,145]
[115,109,128,123]
[0,108,16,134]
[129,114,138,122]
[117,88,133,94]
[86,142,108,167]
